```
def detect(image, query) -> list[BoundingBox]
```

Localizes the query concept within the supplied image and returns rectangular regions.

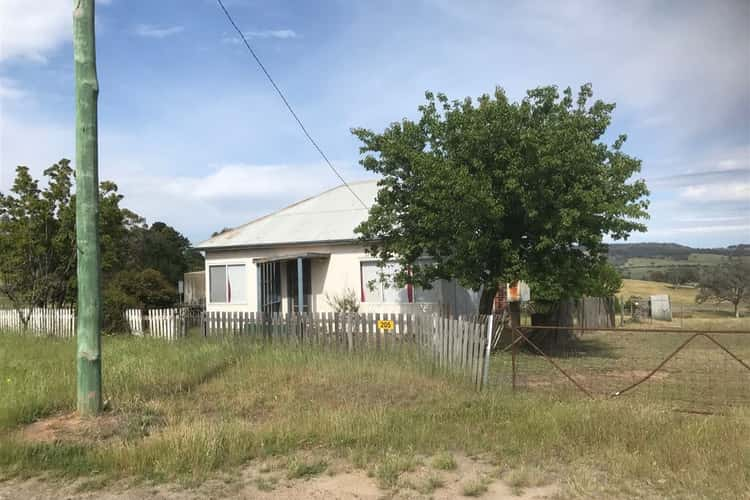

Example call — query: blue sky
[1,0,748,247]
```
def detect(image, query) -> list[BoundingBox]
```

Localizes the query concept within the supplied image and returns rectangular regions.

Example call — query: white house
[195,180,481,315]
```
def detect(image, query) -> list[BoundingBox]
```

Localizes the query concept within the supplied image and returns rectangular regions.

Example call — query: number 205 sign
[377,319,395,331]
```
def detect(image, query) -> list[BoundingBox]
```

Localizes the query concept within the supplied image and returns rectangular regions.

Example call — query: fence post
[482,313,493,389]
[346,313,354,352]
[511,325,517,392]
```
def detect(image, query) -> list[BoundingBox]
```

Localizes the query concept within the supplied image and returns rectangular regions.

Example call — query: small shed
[650,294,672,321]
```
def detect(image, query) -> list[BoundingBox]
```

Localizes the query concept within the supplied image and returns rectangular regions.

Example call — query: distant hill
[607,242,750,266]
[606,243,750,281]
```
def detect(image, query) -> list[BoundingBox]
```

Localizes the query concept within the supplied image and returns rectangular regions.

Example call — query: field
[619,279,698,306]
[1,333,749,499]
[617,253,750,280]
[617,279,749,329]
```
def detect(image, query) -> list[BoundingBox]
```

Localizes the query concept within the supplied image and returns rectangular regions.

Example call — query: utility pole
[73,0,102,416]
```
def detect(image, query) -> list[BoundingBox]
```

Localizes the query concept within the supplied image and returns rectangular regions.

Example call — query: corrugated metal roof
[195,180,379,249]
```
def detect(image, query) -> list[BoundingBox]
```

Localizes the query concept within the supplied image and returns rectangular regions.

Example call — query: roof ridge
[195,179,378,247]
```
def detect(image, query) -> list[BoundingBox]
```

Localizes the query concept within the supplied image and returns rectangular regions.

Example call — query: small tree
[696,258,749,318]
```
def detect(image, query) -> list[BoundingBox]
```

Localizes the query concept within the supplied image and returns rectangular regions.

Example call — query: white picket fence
[125,309,144,335]
[0,306,183,340]
[124,308,184,340]
[0,307,76,337]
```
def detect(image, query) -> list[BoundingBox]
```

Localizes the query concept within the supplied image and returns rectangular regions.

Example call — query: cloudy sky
[1,0,748,246]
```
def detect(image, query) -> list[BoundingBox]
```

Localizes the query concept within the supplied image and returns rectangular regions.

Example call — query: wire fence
[488,324,750,413]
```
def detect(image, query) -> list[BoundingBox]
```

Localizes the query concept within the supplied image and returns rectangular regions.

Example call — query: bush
[325,288,360,312]
[103,268,177,332]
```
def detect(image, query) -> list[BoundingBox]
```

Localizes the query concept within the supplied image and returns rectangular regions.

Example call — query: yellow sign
[377,319,395,331]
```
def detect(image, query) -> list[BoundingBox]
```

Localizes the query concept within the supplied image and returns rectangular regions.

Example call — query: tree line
[0,159,203,331]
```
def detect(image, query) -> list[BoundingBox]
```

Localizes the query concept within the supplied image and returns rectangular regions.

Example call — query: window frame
[208,263,248,305]
[359,260,413,304]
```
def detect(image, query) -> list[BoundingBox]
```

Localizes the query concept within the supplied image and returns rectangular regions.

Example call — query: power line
[215,0,369,210]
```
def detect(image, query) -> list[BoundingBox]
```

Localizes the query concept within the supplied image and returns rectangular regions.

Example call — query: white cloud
[0,0,71,62]
[133,24,185,38]
[223,29,298,44]
[0,0,113,63]
[246,29,297,39]
[680,183,750,203]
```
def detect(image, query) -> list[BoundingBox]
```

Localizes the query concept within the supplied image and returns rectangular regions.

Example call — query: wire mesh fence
[488,325,750,413]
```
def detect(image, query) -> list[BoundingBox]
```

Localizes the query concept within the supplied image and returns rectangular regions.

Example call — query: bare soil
[20,412,123,445]
[0,455,558,500]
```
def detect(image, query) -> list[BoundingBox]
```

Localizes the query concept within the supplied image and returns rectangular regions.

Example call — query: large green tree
[353,84,648,305]
[0,160,201,328]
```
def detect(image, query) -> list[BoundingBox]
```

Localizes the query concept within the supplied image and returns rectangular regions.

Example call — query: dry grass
[0,333,748,499]
[619,279,698,305]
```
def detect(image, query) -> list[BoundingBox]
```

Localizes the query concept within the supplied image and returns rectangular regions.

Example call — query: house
[194,180,481,315]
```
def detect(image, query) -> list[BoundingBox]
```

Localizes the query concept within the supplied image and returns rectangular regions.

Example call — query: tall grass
[0,333,748,498]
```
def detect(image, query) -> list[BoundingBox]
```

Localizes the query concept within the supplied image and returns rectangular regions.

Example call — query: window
[360,261,409,303]
[209,264,247,304]
[414,281,441,303]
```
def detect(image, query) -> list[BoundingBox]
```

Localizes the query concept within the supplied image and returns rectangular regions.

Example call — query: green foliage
[0,160,202,330]
[352,84,649,302]
[103,269,178,333]
[0,162,77,313]
[696,256,750,317]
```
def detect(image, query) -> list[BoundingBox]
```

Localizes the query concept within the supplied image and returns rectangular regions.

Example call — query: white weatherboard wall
[205,243,365,314]
[204,243,481,315]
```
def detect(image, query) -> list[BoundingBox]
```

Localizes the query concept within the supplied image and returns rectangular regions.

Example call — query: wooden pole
[74,0,102,416]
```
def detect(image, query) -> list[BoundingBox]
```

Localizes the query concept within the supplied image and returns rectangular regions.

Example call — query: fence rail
[0,307,75,337]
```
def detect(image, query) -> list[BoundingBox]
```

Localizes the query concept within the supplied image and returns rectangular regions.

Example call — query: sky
[1,0,749,247]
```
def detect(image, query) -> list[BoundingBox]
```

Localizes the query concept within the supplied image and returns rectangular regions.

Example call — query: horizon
[1,0,748,247]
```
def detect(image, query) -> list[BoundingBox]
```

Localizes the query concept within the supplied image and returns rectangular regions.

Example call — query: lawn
[0,333,749,499]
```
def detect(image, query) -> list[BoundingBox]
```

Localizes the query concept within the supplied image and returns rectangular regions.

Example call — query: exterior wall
[204,243,480,315]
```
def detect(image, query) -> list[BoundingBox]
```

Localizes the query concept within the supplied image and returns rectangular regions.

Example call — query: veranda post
[73,0,102,416]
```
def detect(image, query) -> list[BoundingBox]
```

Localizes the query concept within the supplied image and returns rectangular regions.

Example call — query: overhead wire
[215,0,369,210]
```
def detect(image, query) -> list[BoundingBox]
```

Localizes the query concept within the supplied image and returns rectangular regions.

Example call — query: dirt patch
[0,454,558,499]
[20,412,122,445]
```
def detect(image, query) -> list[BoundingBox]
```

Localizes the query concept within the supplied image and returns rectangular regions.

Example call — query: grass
[461,477,489,497]
[619,279,699,306]
[416,474,445,494]
[0,333,749,499]
[431,451,457,470]
[285,458,328,480]
[372,451,419,489]
[491,328,750,411]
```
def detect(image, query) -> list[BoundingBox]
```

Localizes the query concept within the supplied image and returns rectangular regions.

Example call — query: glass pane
[381,261,409,304]
[227,265,246,304]
[360,261,382,303]
[415,280,441,303]
[209,265,227,303]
